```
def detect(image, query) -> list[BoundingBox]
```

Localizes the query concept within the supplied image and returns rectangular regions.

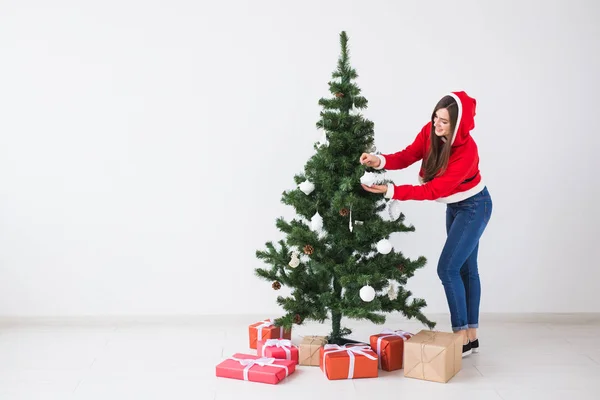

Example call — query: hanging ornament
[349,206,353,232]
[303,244,314,255]
[318,130,329,147]
[376,239,393,255]
[272,281,282,290]
[288,251,300,268]
[360,171,378,186]
[310,212,323,231]
[317,115,329,147]
[360,285,376,302]
[387,200,402,221]
[387,283,398,300]
[298,181,315,195]
[339,208,349,217]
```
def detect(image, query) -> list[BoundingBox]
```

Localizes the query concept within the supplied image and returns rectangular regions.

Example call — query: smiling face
[433,108,452,138]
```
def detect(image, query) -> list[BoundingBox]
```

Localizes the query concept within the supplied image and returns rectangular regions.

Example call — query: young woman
[359,91,492,357]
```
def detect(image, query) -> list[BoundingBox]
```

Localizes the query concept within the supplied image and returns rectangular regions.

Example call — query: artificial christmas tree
[255,31,435,344]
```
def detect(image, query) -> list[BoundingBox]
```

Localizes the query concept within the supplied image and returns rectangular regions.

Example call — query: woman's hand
[359,153,381,168]
[361,184,388,194]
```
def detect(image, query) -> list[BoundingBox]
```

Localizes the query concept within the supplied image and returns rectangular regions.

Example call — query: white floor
[0,314,598,399]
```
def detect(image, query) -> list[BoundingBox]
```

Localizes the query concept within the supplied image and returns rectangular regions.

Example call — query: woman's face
[433,108,452,138]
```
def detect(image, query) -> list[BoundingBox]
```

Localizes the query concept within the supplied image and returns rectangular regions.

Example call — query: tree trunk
[330,276,343,343]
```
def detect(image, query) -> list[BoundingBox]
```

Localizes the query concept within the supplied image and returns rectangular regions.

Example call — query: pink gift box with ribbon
[216,353,296,384]
[257,339,299,365]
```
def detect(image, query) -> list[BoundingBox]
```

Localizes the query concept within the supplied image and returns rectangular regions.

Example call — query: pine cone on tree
[303,244,314,255]
[272,281,281,290]
[293,314,302,324]
[335,92,344,98]
[397,264,405,272]
[339,208,349,216]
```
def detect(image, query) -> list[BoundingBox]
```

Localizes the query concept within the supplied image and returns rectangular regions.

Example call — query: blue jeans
[437,187,492,332]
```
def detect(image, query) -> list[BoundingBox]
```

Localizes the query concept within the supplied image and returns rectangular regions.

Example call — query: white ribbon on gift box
[322,344,377,379]
[261,339,293,360]
[375,329,413,369]
[255,319,284,342]
[229,357,290,381]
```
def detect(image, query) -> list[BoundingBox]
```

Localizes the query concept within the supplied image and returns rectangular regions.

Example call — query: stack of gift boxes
[215,318,464,385]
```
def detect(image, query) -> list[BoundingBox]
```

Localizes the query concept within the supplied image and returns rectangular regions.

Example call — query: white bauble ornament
[360,285,376,302]
[388,200,402,221]
[360,171,378,187]
[311,212,323,231]
[288,251,300,268]
[298,181,315,195]
[376,239,393,255]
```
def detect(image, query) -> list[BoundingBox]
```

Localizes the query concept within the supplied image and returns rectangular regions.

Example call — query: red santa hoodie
[375,91,485,203]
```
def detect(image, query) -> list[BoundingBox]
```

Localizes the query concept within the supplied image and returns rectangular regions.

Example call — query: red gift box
[216,353,296,384]
[248,319,292,349]
[319,343,379,380]
[257,339,299,365]
[370,329,413,371]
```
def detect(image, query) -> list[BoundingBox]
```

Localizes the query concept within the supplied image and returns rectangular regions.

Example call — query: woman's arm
[384,152,476,201]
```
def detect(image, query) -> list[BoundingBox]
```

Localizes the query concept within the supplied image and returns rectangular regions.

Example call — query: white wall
[0,0,598,318]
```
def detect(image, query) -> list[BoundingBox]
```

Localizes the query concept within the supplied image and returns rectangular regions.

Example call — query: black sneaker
[470,339,479,353]
[462,341,472,358]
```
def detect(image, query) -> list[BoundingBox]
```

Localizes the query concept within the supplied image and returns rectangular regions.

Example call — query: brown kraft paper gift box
[299,335,328,366]
[403,330,463,383]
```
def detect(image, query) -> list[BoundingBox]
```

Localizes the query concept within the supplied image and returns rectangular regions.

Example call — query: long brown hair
[422,96,459,182]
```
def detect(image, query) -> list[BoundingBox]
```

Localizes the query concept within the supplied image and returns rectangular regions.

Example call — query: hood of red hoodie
[448,91,477,147]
